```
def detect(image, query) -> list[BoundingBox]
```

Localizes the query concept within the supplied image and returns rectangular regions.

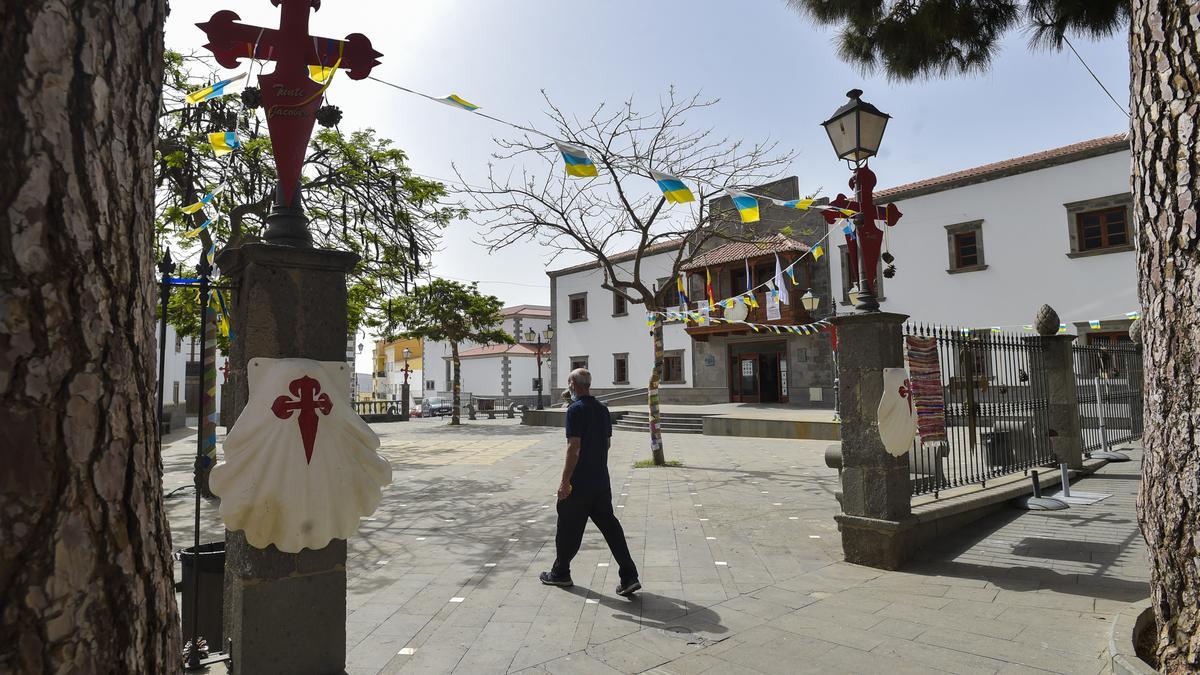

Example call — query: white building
[154,323,227,431]
[422,305,552,405]
[547,241,699,401]
[831,133,1137,341]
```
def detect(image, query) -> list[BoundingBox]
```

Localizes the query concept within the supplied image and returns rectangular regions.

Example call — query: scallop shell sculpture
[1129,319,1142,344]
[1034,304,1061,337]
[210,358,392,553]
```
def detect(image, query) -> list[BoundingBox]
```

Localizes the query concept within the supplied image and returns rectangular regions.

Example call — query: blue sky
[167,0,1130,311]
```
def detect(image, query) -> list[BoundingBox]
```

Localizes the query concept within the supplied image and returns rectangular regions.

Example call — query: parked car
[419,397,453,417]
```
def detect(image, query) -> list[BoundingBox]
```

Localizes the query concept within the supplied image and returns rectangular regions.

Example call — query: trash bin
[179,541,225,651]
[982,429,1013,468]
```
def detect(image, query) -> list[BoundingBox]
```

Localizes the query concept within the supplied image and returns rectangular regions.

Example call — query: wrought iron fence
[902,324,1057,497]
[1073,342,1143,455]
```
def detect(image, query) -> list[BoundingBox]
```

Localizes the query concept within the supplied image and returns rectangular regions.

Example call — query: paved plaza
[165,419,1147,674]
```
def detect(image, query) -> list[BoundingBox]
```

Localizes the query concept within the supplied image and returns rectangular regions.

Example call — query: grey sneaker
[539,571,573,587]
[615,579,641,596]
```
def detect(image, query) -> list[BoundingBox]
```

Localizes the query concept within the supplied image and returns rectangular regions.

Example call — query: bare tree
[460,90,793,464]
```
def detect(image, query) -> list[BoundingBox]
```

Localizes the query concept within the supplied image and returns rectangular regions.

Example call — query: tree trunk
[450,341,461,425]
[1130,2,1200,671]
[647,321,667,465]
[0,1,178,673]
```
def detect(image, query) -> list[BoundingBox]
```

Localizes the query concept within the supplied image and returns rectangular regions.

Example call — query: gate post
[831,311,913,569]
[216,242,359,675]
[1039,335,1084,470]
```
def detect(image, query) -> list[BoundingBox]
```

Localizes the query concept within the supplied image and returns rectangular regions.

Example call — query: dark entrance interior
[728,341,788,403]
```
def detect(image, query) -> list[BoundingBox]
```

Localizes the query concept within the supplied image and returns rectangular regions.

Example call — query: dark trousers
[551,486,638,583]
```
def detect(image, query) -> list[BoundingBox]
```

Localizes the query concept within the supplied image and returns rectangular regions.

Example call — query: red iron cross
[271,375,333,464]
[197,0,382,207]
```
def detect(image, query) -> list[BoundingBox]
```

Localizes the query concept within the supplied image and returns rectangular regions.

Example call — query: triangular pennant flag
[725,190,760,223]
[438,94,479,111]
[185,73,246,104]
[555,140,598,178]
[182,184,225,214]
[208,131,240,156]
[649,169,695,204]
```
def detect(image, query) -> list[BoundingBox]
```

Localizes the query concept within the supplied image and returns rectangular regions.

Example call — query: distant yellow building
[372,338,423,400]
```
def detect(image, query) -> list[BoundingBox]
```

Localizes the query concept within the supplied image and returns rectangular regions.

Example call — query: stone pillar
[216,243,359,675]
[832,311,913,570]
[1039,334,1084,469]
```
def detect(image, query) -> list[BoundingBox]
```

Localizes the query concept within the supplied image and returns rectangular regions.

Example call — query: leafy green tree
[155,51,460,338]
[785,2,1197,669]
[387,280,515,425]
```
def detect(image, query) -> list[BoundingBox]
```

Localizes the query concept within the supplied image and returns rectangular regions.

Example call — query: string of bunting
[972,310,1141,335]
[364,75,862,224]
[643,227,836,320]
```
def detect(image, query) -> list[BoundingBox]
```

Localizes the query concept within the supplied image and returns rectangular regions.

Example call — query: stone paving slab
[164,418,1146,674]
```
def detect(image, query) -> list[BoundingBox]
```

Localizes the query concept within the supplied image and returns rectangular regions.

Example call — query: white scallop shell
[877,367,918,458]
[210,358,391,553]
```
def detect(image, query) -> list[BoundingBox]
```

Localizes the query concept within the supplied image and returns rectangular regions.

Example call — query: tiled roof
[681,234,810,271]
[501,304,550,318]
[451,343,549,359]
[875,133,1127,203]
[546,239,684,277]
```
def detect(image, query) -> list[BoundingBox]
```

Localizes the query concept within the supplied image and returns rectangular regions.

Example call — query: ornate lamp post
[524,327,554,410]
[400,346,412,421]
[820,89,900,313]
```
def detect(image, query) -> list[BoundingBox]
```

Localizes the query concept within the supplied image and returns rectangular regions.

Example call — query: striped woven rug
[905,336,947,444]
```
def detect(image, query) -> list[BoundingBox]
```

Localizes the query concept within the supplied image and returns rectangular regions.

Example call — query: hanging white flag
[774,254,790,305]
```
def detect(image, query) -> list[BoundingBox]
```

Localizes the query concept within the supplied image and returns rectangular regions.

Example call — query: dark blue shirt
[565,396,611,489]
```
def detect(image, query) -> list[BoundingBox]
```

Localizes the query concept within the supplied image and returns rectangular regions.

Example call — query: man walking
[539,368,641,596]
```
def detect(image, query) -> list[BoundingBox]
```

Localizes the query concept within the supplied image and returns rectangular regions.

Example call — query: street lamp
[821,89,896,313]
[400,346,412,421]
[800,289,820,313]
[524,327,554,410]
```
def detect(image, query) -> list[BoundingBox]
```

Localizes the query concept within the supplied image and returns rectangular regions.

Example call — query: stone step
[614,421,704,434]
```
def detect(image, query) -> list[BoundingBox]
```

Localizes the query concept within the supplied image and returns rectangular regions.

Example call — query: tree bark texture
[647,322,666,465]
[0,1,178,673]
[450,341,461,425]
[1130,1,1200,671]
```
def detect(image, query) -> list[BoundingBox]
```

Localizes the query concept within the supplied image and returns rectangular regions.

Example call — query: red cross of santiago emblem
[899,378,913,415]
[271,375,332,464]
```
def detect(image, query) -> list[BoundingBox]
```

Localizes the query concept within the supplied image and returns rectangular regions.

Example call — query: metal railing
[903,324,1056,498]
[1073,342,1143,455]
[353,400,402,416]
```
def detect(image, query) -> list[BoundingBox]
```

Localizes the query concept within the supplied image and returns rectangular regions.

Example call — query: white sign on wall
[210,358,392,553]
[766,299,781,321]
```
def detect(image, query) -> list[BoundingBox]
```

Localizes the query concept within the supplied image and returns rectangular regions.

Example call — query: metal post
[1094,375,1110,454]
[157,250,175,435]
[187,257,211,670]
[536,335,545,410]
[1059,463,1072,498]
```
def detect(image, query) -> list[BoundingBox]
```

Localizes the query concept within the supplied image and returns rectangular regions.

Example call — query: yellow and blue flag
[208,131,240,156]
[780,198,814,210]
[185,217,214,238]
[649,170,695,204]
[676,274,689,307]
[1125,311,1140,320]
[726,190,760,223]
[438,94,479,112]
[812,244,825,260]
[186,73,246,104]
[555,141,598,178]
[1089,320,1101,330]
[182,184,225,215]
[309,63,340,84]
[842,222,857,241]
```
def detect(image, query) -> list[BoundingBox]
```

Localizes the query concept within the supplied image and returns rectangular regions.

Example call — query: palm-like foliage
[787,0,1128,79]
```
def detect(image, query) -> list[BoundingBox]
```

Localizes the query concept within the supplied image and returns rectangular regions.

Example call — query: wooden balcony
[684,291,815,341]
